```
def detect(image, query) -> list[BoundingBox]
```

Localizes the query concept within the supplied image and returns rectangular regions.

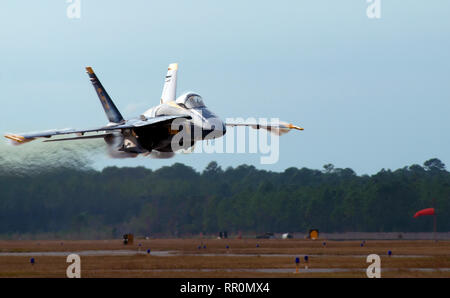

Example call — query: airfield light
[30,258,35,265]
[295,257,300,273]
[388,250,392,256]
[147,249,151,254]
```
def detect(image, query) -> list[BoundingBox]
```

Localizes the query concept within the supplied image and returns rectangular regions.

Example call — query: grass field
[0,239,449,278]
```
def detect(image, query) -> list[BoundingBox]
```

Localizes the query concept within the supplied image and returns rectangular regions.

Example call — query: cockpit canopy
[176,92,205,109]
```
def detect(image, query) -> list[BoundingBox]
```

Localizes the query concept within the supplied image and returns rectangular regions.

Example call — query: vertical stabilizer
[160,63,178,104]
[86,67,124,123]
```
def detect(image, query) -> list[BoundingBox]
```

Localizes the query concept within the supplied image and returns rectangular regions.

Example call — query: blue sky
[1,1,449,174]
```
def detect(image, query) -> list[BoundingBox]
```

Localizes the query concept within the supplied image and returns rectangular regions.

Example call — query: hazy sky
[1,1,449,174]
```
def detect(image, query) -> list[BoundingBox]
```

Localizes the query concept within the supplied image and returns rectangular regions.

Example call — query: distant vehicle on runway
[256,232,275,239]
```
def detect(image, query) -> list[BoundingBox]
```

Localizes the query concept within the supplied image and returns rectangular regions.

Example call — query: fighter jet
[4,63,303,157]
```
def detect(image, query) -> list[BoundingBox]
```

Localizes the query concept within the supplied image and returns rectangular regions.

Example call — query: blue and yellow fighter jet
[5,63,303,157]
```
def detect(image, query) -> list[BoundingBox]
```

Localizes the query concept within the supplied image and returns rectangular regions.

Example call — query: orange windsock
[413,208,435,218]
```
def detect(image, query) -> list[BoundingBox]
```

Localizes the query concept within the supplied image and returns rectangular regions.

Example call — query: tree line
[0,158,448,238]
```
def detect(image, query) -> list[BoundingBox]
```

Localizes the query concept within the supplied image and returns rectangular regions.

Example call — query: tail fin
[160,63,178,104]
[86,67,124,123]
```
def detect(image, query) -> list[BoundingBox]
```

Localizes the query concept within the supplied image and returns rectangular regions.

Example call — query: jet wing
[5,114,191,145]
[225,121,303,135]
